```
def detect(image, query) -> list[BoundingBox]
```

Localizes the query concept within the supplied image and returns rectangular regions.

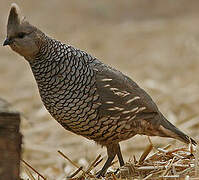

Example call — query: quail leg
[116,143,124,166]
[96,143,124,177]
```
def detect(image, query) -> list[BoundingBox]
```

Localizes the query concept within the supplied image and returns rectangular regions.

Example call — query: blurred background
[0,0,199,179]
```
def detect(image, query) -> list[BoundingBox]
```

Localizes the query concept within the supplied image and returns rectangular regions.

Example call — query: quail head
[4,4,196,177]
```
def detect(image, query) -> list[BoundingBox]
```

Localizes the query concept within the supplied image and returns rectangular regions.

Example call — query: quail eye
[17,32,26,38]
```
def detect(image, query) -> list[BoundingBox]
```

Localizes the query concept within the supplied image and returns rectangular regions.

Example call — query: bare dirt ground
[0,0,199,179]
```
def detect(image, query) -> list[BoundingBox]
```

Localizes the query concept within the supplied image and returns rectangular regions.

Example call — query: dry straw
[21,138,198,180]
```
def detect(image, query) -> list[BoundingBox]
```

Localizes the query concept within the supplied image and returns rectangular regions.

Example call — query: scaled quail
[3,4,196,177]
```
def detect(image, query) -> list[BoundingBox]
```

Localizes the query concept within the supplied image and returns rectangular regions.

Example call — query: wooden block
[0,99,22,180]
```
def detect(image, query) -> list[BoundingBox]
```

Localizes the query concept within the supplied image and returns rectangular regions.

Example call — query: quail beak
[3,37,12,46]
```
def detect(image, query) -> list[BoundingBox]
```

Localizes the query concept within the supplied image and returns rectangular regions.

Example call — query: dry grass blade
[137,166,164,170]
[143,173,153,180]
[178,168,192,175]
[163,175,180,178]
[58,150,81,170]
[24,165,36,180]
[68,166,83,178]
[139,143,153,164]
[168,152,183,159]
[162,156,176,176]
[111,173,118,180]
[128,163,135,174]
[58,150,94,178]
[157,147,169,153]
[166,148,187,155]
[94,157,103,168]
[189,139,193,155]
[110,160,118,166]
[146,144,171,160]
[85,154,101,173]
[133,155,137,164]
[147,136,153,146]
[194,145,199,177]
[21,159,46,180]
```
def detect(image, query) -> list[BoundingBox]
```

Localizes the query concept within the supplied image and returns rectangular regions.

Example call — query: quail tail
[159,114,197,145]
